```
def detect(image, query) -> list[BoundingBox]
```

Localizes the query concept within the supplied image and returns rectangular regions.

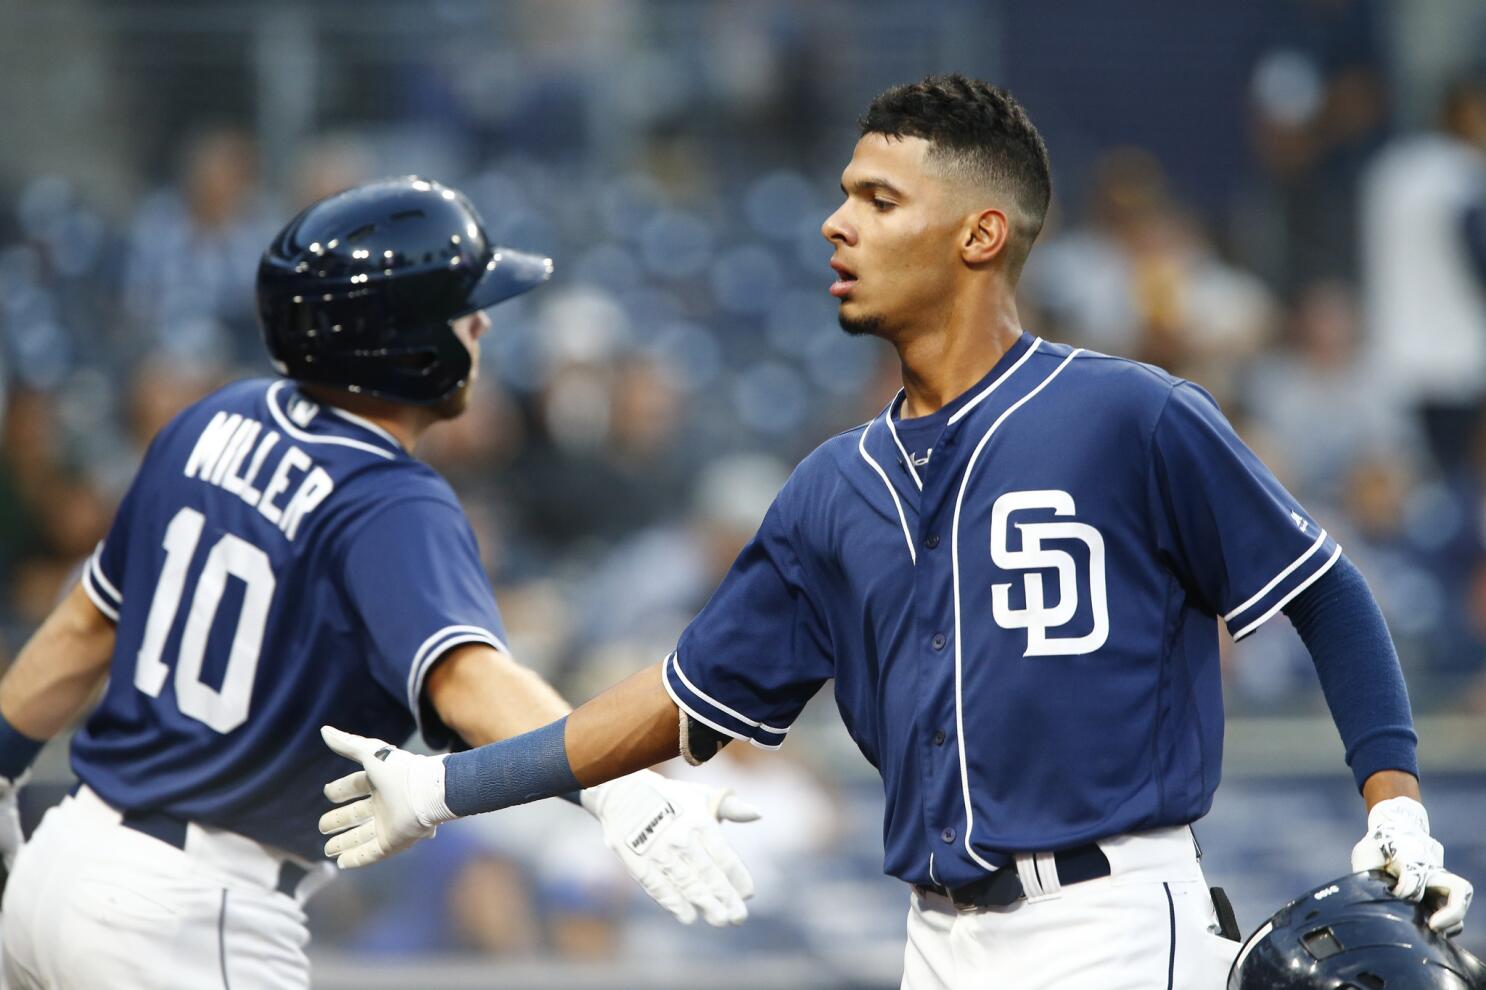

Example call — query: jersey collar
[266,381,404,460]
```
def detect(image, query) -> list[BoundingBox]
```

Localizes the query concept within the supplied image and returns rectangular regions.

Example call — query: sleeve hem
[1345,729,1420,791]
[661,652,788,751]
[81,546,121,623]
[1228,538,1342,641]
[406,625,511,737]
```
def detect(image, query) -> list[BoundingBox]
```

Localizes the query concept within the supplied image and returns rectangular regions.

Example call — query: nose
[821,204,855,246]
[471,309,492,339]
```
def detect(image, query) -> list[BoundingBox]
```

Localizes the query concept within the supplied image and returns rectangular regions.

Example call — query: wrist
[1368,794,1429,834]
[0,709,45,782]
[409,754,455,828]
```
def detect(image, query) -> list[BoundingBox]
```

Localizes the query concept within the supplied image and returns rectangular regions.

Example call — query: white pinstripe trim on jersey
[405,624,511,722]
[661,655,786,751]
[883,397,924,492]
[858,419,917,565]
[667,652,788,735]
[86,543,123,604]
[950,347,1082,872]
[946,337,1044,426]
[324,405,405,451]
[1231,543,1343,642]
[265,381,396,460]
[81,557,120,623]
[1222,528,1329,622]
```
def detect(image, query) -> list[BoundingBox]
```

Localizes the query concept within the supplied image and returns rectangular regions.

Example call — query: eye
[871,198,895,212]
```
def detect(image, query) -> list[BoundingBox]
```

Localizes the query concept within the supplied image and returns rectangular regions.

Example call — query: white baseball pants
[2,787,330,990]
[902,826,1241,990]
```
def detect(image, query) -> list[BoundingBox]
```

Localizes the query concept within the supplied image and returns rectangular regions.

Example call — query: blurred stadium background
[2,0,1486,985]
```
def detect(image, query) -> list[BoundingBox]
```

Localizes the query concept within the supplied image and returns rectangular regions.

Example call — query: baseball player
[320,78,1475,988]
[0,176,757,990]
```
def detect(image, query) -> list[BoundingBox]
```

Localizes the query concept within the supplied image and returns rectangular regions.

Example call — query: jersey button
[931,633,947,651]
[940,827,956,843]
[923,534,940,549]
[932,729,946,746]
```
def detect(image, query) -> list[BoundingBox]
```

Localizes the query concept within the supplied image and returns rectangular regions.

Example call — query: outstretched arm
[0,580,116,869]
[321,658,758,925]
[1282,555,1471,935]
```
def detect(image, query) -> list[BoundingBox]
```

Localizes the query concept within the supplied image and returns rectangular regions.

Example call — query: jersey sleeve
[1149,382,1342,641]
[662,496,833,750]
[80,476,146,622]
[341,496,510,747]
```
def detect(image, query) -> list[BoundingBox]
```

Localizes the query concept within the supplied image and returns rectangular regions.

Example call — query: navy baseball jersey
[73,378,507,859]
[662,333,1341,888]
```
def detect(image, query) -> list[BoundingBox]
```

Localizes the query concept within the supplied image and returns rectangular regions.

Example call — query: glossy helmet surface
[257,176,552,404]
[1230,872,1486,990]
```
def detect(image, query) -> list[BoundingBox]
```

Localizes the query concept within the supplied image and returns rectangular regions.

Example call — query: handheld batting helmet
[1230,872,1486,989]
[256,176,552,404]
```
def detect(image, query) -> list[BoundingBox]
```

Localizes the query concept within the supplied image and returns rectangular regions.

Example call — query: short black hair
[860,74,1052,274]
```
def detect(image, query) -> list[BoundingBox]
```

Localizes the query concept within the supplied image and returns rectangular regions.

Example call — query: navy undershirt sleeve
[1281,554,1419,791]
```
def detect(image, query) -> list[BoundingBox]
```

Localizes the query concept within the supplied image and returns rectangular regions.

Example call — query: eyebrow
[841,176,907,199]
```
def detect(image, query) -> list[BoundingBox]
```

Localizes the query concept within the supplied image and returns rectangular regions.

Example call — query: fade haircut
[859,74,1052,278]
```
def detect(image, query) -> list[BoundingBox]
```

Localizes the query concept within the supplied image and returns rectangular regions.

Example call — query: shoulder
[1026,339,1184,423]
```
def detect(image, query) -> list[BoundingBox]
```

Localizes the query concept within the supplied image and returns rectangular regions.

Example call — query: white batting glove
[581,770,760,927]
[0,770,29,871]
[1351,796,1474,936]
[318,726,455,869]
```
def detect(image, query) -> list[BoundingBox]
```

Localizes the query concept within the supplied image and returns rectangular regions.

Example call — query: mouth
[829,259,858,299]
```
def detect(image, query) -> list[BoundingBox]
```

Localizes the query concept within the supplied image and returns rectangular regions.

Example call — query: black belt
[918,844,1111,908]
[119,807,309,898]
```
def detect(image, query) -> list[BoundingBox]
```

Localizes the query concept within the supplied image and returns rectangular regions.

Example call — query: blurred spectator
[1026,148,1275,401]
[1245,280,1423,502]
[1360,77,1486,472]
[1239,0,1387,292]
[122,126,275,368]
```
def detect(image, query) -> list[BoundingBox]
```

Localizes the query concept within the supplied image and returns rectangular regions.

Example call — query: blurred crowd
[3,0,1486,965]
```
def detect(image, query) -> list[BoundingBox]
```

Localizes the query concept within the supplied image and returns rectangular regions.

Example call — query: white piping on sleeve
[81,564,120,622]
[950,348,1082,872]
[405,624,511,717]
[1222,528,1329,622]
[662,656,785,751]
[667,653,787,734]
[87,544,123,603]
[857,418,918,565]
[1231,543,1343,641]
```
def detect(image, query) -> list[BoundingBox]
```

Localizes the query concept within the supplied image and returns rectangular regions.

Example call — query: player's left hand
[318,726,455,869]
[581,770,760,927]
[1351,795,1473,936]
[0,770,29,871]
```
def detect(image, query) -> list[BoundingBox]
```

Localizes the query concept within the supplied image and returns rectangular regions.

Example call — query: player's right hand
[0,770,28,871]
[318,726,455,869]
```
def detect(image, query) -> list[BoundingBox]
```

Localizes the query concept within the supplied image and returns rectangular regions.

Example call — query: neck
[298,384,433,451]
[894,292,1024,419]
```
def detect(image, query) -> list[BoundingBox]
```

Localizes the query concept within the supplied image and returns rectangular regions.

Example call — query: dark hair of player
[859,74,1052,278]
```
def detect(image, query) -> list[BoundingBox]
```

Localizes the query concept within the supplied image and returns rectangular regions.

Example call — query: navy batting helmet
[256,176,552,404]
[1230,872,1485,989]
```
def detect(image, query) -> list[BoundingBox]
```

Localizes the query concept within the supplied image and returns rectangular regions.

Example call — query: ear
[961,207,1009,266]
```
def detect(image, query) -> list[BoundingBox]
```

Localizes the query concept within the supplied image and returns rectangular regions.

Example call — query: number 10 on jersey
[135,507,275,733]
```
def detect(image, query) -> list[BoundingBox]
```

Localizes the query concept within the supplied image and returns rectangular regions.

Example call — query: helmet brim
[462,246,554,314]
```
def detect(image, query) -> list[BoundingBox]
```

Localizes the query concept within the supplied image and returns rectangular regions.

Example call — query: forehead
[840,133,936,188]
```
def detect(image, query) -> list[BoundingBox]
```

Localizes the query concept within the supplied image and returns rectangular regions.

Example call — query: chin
[838,304,888,339]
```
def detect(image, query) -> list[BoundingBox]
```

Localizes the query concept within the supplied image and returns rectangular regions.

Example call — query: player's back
[73,378,478,859]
